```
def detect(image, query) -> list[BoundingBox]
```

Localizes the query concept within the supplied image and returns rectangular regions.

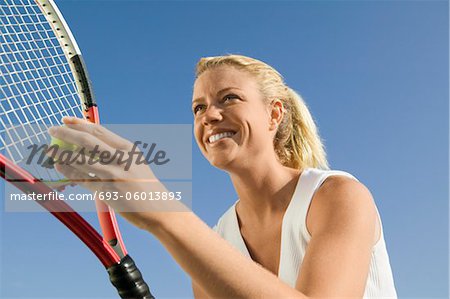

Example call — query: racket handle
[107,255,155,299]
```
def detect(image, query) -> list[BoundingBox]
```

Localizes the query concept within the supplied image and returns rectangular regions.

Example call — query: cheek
[247,110,269,130]
[246,114,272,143]
[193,123,201,142]
[193,123,206,150]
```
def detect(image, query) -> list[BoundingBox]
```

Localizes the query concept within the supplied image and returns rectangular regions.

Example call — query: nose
[201,105,223,126]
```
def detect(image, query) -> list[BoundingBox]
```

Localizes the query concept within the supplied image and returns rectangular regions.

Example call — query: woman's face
[192,66,276,170]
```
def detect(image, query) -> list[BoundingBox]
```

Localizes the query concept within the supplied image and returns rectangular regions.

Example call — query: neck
[228,158,302,220]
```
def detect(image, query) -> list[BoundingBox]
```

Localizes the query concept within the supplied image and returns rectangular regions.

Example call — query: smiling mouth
[208,131,236,144]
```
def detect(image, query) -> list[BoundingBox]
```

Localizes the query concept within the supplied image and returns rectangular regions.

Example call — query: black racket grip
[107,255,155,299]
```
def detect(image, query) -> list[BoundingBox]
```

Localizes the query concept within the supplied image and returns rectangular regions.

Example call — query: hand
[47,117,185,229]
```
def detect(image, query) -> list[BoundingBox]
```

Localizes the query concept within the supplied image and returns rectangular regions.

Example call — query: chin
[209,158,232,170]
[208,154,236,170]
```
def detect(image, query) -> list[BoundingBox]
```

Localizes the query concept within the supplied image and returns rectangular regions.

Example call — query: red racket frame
[0,106,126,268]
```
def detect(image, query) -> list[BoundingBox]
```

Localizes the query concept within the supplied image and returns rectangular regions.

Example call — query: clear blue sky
[1,0,448,298]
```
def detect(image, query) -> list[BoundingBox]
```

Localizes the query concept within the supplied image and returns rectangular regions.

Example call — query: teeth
[208,132,235,143]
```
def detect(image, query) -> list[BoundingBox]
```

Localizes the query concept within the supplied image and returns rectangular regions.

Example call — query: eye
[223,94,239,102]
[193,104,205,115]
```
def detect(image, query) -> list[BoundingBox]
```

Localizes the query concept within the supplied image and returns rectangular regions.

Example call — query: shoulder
[307,174,377,238]
[317,174,372,203]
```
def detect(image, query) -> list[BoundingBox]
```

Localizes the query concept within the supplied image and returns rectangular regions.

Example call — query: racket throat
[96,201,129,257]
[108,239,126,259]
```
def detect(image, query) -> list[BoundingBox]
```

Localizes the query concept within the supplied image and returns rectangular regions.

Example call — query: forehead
[193,66,258,99]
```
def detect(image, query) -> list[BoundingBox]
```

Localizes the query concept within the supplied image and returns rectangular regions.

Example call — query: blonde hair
[195,54,329,170]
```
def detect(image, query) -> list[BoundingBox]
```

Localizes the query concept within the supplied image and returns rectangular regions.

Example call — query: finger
[62,150,156,182]
[48,125,115,154]
[61,117,132,150]
[61,116,90,125]
[54,163,99,190]
[45,137,142,180]
[49,149,112,179]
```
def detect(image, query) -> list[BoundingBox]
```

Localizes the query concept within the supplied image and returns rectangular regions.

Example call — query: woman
[50,55,397,298]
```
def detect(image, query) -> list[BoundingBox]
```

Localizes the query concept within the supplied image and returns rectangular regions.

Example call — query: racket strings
[1,0,83,182]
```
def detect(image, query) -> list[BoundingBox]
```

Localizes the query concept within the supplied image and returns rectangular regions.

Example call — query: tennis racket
[0,0,155,298]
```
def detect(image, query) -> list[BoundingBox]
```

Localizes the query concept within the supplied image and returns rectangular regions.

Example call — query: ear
[268,99,284,131]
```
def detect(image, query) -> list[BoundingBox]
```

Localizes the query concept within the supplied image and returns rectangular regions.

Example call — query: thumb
[61,116,91,125]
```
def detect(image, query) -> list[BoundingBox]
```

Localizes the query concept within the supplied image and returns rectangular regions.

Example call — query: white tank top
[213,168,398,298]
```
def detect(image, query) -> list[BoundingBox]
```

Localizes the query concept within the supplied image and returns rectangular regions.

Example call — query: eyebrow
[192,87,242,105]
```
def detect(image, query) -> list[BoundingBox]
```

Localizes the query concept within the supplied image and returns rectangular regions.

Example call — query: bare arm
[48,118,304,298]
[51,118,375,298]
[147,176,376,299]
[192,281,209,299]
[296,176,377,298]
[148,211,306,299]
